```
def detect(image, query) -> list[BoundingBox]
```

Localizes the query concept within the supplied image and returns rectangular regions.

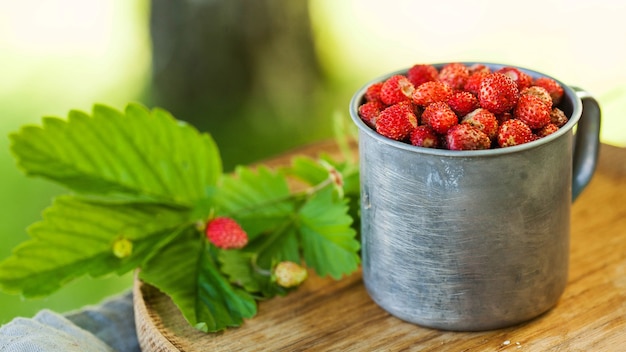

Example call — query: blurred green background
[1,0,625,324]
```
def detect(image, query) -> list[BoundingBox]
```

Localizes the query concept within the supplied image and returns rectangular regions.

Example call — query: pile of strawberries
[357,63,567,150]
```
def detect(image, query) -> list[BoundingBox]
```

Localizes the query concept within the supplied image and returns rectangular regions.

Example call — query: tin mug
[350,63,601,331]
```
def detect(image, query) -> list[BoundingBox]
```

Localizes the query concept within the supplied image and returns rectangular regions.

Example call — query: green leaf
[216,166,293,239]
[282,156,329,186]
[253,225,301,269]
[139,230,257,332]
[298,188,360,279]
[10,103,222,206]
[218,249,288,297]
[0,196,190,297]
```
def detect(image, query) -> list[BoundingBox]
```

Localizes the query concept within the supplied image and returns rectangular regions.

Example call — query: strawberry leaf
[0,196,190,297]
[218,249,288,297]
[298,188,360,279]
[216,166,294,239]
[10,103,221,206]
[139,229,257,332]
[281,156,329,186]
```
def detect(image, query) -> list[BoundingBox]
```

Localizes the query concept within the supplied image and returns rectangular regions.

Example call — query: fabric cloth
[0,291,140,352]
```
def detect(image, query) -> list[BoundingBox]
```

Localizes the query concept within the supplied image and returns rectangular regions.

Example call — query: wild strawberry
[206,217,248,249]
[446,124,491,150]
[520,86,552,107]
[410,125,440,148]
[464,70,489,96]
[550,107,569,127]
[358,100,385,128]
[396,99,421,115]
[412,81,453,107]
[364,82,384,103]
[439,62,470,90]
[496,66,533,90]
[447,91,479,116]
[497,119,533,147]
[461,108,499,140]
[380,75,415,105]
[536,123,559,138]
[407,64,439,87]
[273,261,308,288]
[479,73,520,114]
[468,64,491,75]
[514,94,551,129]
[376,103,418,141]
[496,111,513,125]
[533,77,564,105]
[359,63,569,152]
[422,101,458,134]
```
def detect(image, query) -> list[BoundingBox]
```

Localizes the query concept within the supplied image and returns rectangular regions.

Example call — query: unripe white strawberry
[273,261,308,288]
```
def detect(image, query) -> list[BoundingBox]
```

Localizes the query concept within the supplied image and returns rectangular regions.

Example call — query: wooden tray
[133,142,626,351]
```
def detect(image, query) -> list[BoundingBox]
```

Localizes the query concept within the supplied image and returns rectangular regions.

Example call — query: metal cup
[349,63,601,331]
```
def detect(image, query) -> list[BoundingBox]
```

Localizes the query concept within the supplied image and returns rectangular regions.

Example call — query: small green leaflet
[0,103,361,333]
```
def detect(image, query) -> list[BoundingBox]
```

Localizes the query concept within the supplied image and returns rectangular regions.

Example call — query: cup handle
[571,87,602,201]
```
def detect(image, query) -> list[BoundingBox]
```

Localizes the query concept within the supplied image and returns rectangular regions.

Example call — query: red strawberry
[514,94,551,129]
[273,261,308,288]
[396,99,421,115]
[520,86,553,107]
[536,123,559,138]
[496,66,533,90]
[380,75,415,105]
[412,81,453,107]
[461,108,499,140]
[376,103,418,141]
[496,111,513,125]
[478,73,520,114]
[364,82,384,103]
[439,62,470,90]
[358,63,567,151]
[206,217,248,249]
[468,64,491,75]
[446,124,491,150]
[464,70,489,96]
[358,100,385,128]
[422,101,458,134]
[407,64,439,87]
[533,77,564,105]
[497,119,533,147]
[447,91,479,116]
[550,107,569,127]
[410,125,440,148]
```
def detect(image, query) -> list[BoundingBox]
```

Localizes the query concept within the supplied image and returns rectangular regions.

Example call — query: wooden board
[134,142,626,351]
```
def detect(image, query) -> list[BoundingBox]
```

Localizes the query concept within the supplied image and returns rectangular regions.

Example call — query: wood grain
[134,142,626,351]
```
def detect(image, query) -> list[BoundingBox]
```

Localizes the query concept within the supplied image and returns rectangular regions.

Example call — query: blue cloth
[0,291,140,352]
